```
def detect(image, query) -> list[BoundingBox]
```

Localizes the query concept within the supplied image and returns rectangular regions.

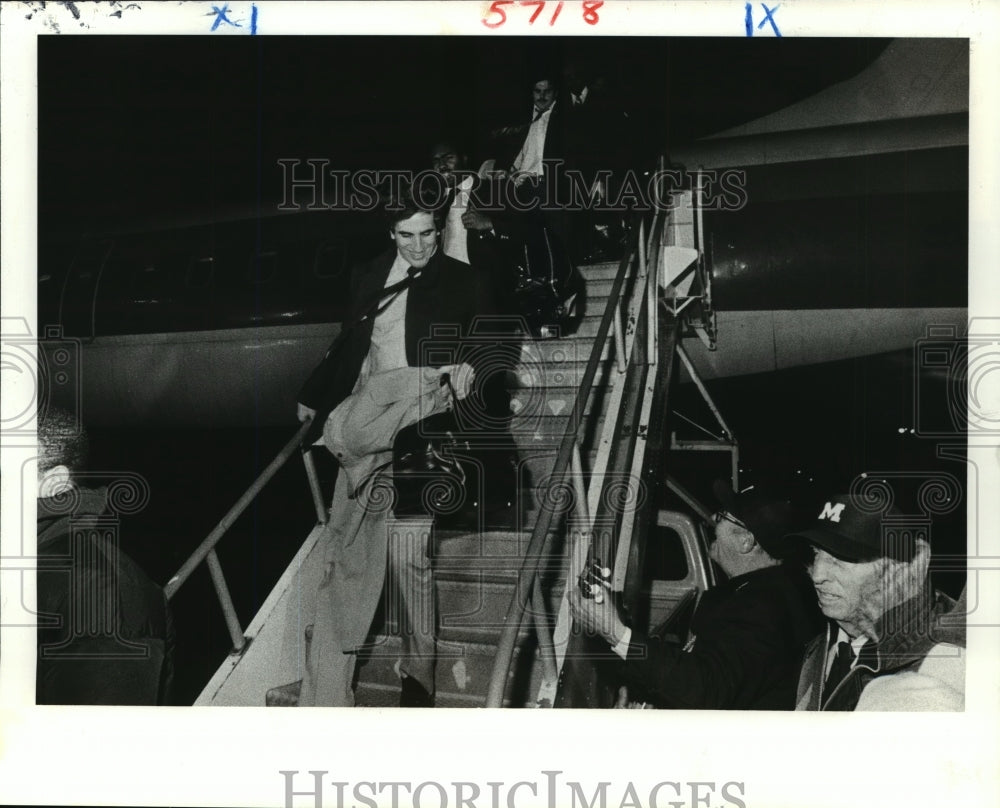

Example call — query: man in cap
[786,491,963,711]
[569,479,823,709]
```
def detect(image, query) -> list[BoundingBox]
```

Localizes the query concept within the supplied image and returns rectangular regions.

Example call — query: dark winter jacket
[37,486,174,705]
[625,562,824,710]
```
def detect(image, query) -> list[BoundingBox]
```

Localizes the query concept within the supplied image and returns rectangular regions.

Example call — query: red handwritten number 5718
[482,0,513,28]
[482,1,601,28]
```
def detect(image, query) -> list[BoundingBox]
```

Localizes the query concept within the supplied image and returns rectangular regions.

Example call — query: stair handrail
[484,218,645,707]
[163,417,324,653]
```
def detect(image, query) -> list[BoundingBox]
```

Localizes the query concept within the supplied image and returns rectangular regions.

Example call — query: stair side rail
[485,211,649,707]
[486,223,638,707]
[163,418,327,654]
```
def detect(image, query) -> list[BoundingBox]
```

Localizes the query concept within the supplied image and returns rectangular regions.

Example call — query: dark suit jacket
[565,83,634,180]
[298,246,506,438]
[37,488,175,705]
[443,176,534,310]
[623,562,823,710]
[494,101,573,178]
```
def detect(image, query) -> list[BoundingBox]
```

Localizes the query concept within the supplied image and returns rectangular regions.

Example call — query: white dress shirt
[512,102,554,177]
[364,251,413,377]
[442,174,476,265]
[824,626,869,679]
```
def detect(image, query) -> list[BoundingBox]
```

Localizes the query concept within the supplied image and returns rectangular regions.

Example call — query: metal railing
[485,201,665,706]
[485,164,724,707]
[163,418,327,653]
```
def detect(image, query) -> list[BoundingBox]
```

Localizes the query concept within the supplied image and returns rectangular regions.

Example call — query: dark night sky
[38,35,889,235]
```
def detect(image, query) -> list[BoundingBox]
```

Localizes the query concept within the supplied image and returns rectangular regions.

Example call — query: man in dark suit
[295,193,507,707]
[569,478,823,709]
[562,57,634,261]
[491,72,574,247]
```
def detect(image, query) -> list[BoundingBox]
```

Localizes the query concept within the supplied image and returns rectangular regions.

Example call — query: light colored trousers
[296,366,449,706]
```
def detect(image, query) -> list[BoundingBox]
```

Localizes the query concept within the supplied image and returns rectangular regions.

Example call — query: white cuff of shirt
[612,627,632,660]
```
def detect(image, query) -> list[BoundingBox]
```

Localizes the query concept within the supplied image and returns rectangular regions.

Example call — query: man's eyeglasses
[712,510,748,530]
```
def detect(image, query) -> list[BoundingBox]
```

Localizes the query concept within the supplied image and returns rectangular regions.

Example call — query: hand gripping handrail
[484,231,639,708]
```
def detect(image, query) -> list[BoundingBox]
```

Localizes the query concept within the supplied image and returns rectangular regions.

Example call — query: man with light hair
[787,491,964,711]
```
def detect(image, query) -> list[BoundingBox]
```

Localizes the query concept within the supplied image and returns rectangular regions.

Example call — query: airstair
[350,259,631,707]
[180,172,729,708]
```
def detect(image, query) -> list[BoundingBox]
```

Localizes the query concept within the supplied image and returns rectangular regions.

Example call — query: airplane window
[247,250,279,284]
[643,525,689,582]
[187,256,215,289]
[314,240,347,279]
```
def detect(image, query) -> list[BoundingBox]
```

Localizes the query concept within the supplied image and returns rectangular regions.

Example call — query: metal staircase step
[354,634,549,707]
[430,528,567,582]
[512,448,600,485]
[587,279,617,299]
[510,387,611,426]
[577,260,624,280]
[511,356,616,390]
[379,577,566,646]
[522,337,614,365]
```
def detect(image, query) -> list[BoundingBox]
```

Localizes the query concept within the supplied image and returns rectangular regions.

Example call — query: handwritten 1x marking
[745,2,781,37]
[758,3,781,36]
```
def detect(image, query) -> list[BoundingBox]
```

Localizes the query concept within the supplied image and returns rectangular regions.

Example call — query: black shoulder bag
[392,375,519,528]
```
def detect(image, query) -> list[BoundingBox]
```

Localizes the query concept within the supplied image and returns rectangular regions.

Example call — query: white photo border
[2,2,998,807]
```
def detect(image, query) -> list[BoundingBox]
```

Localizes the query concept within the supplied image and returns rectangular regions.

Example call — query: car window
[644,524,690,582]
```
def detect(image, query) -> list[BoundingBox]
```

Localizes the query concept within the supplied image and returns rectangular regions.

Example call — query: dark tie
[824,640,855,697]
[370,266,421,319]
[532,107,545,122]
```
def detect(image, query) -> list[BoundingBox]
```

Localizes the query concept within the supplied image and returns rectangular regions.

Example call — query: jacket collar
[850,583,942,675]
[37,486,108,548]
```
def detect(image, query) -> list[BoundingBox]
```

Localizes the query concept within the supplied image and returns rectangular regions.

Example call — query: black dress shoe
[399,675,435,708]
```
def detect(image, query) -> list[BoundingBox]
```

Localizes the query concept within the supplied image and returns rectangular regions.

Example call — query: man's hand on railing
[297,403,316,423]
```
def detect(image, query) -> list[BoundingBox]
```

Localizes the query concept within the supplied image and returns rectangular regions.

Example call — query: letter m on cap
[818,502,846,523]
